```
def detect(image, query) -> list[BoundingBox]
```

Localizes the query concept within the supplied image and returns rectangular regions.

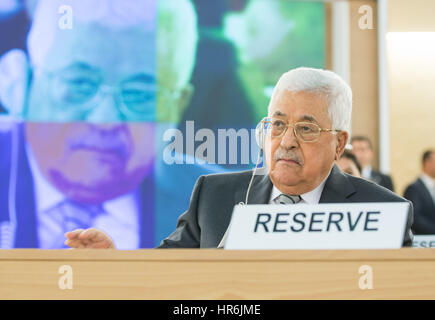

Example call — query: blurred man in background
[351,135,394,191]
[224,0,324,120]
[179,0,254,136]
[404,149,435,234]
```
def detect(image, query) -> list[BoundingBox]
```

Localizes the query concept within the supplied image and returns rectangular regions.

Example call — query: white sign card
[412,235,435,248]
[224,202,409,249]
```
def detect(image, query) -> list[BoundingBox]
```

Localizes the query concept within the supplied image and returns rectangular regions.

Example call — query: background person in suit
[0,0,203,249]
[350,135,395,192]
[65,67,413,249]
[404,149,435,234]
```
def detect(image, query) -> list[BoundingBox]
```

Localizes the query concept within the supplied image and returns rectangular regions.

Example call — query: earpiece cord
[242,148,263,205]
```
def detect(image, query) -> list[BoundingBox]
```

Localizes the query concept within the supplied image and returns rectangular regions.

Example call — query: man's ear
[335,131,349,160]
[0,49,31,117]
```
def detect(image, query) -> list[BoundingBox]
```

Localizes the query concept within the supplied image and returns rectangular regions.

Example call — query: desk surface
[1,249,434,299]
[1,248,434,260]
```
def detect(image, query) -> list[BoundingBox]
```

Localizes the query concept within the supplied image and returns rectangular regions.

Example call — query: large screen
[0,0,325,248]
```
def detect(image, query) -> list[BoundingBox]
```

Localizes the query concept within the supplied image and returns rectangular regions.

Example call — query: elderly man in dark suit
[66,67,413,249]
[404,150,435,234]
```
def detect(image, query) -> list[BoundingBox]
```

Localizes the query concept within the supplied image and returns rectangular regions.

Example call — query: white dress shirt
[269,169,331,204]
[26,145,140,249]
[361,165,372,180]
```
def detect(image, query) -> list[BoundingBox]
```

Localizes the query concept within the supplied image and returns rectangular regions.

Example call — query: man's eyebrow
[272,112,319,123]
[298,115,318,123]
[61,64,156,83]
[124,73,155,83]
[64,61,96,71]
[272,111,286,117]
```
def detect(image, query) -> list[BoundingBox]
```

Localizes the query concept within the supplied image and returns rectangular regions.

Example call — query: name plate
[224,202,409,249]
[413,235,435,248]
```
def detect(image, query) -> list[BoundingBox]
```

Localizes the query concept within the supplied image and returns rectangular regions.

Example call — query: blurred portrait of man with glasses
[0,0,201,249]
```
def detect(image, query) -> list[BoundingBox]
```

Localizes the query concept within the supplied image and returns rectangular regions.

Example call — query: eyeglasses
[261,117,341,142]
[36,66,168,121]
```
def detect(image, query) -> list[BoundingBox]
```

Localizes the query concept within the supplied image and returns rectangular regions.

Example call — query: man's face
[24,23,159,203]
[424,153,435,178]
[337,157,361,177]
[265,90,347,195]
[27,24,156,122]
[351,140,373,168]
[26,122,155,204]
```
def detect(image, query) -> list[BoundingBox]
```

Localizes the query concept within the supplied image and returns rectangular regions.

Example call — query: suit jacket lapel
[370,170,382,184]
[234,168,273,205]
[319,164,356,203]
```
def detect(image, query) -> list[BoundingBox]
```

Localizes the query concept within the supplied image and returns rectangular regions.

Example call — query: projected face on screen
[21,1,158,203]
[26,25,156,122]
[26,122,155,204]
[0,0,197,228]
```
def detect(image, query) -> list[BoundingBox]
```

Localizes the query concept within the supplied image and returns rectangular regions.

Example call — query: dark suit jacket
[159,165,414,248]
[404,178,435,234]
[0,123,155,248]
[370,169,395,192]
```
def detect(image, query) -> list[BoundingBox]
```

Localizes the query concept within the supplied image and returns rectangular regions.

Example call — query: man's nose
[279,126,299,149]
[85,94,125,123]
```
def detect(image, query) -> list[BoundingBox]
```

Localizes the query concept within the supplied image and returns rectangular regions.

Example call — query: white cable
[243,148,263,205]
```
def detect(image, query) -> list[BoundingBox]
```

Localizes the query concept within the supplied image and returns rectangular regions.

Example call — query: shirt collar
[270,168,332,205]
[362,165,372,179]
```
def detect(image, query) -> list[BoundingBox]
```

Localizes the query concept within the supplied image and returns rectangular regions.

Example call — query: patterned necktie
[274,193,302,204]
[40,200,103,249]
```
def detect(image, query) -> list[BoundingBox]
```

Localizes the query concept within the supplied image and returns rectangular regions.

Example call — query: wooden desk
[1,249,434,299]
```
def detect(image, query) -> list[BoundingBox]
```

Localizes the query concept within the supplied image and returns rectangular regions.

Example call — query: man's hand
[64,228,116,249]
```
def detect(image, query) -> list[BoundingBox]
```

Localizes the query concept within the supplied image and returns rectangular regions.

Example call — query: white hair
[268,67,353,133]
[26,0,198,87]
[27,0,156,67]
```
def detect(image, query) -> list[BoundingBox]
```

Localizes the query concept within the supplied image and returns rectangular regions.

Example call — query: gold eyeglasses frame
[260,116,342,143]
